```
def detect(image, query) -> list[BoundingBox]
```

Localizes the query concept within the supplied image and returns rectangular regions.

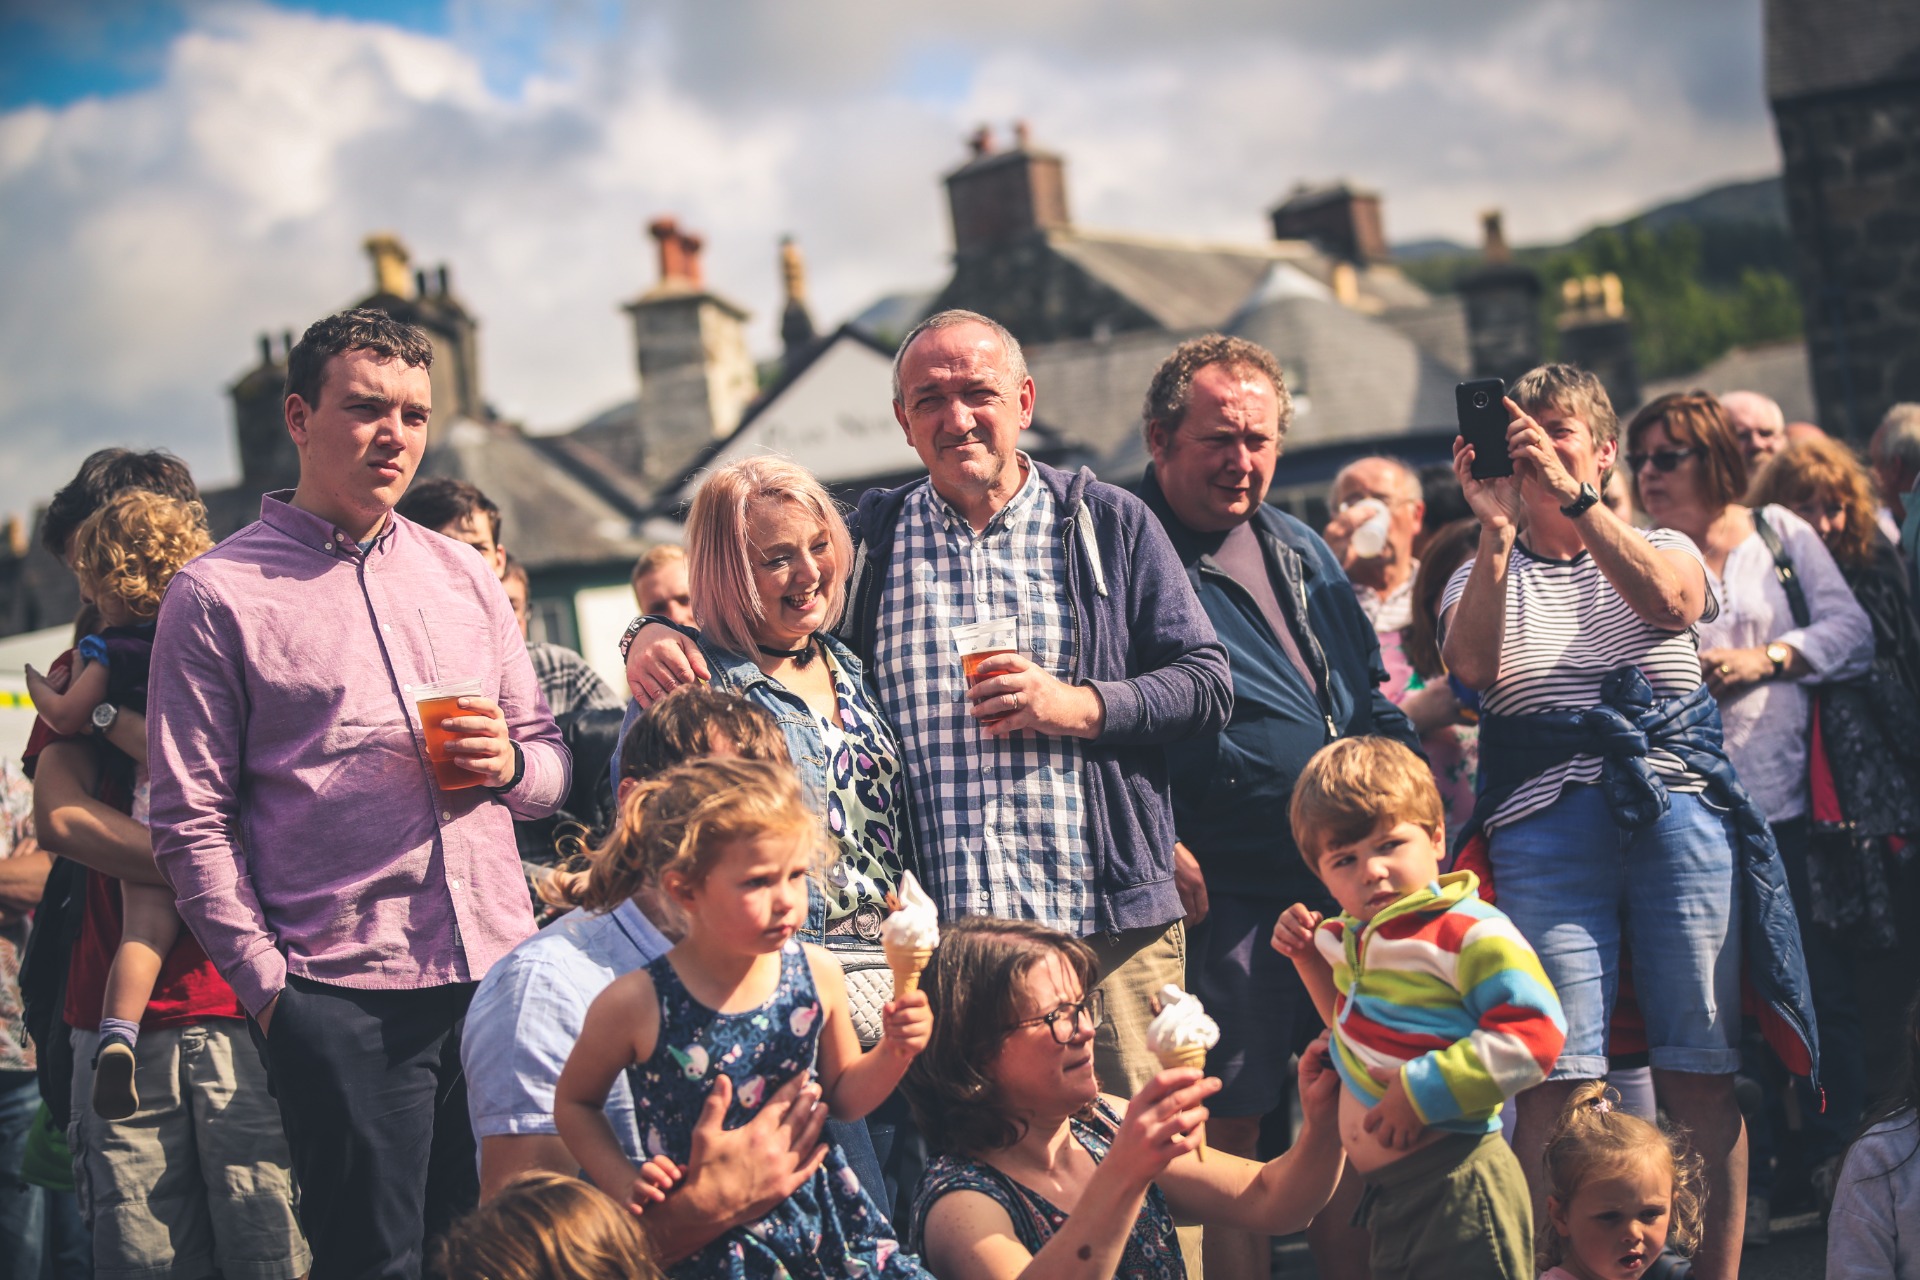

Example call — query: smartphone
[1456,378,1513,479]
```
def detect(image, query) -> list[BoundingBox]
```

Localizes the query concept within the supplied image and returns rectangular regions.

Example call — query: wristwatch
[1559,482,1602,519]
[1766,642,1791,678]
[91,702,119,734]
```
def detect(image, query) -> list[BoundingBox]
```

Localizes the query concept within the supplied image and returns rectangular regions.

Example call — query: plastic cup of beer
[415,677,486,790]
[953,618,1020,722]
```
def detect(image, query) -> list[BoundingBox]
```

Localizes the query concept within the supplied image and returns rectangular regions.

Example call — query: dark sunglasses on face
[1009,991,1106,1044]
[1627,447,1705,474]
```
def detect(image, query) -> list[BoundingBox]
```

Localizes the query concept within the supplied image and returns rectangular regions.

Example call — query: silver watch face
[91,702,117,730]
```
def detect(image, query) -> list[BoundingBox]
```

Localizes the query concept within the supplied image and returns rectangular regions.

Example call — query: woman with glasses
[899,918,1344,1280]
[1630,392,1874,1233]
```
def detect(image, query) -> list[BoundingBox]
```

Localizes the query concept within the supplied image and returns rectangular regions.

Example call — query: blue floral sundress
[629,941,930,1279]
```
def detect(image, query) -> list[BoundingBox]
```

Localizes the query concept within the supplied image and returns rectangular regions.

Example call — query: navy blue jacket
[1138,468,1421,901]
[840,461,1233,935]
[1459,666,1820,1085]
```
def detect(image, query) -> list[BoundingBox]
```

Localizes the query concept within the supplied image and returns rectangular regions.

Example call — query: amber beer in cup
[415,677,485,790]
[952,618,1020,723]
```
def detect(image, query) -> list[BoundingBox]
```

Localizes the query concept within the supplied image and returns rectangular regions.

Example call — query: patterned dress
[815,647,909,940]
[628,942,930,1280]
[906,1101,1185,1280]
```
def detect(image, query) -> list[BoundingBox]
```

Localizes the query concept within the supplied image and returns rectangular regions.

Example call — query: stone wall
[1772,78,1920,439]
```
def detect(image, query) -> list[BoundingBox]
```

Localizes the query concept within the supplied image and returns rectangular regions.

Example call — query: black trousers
[254,975,479,1280]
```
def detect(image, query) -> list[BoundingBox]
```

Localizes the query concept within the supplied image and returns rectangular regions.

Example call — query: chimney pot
[1330,261,1361,307]
[415,269,429,298]
[648,217,706,289]
[258,333,273,365]
[1012,119,1031,150]
[1480,210,1511,265]
[282,330,294,356]
[437,265,450,296]
[968,125,994,158]
[364,233,414,298]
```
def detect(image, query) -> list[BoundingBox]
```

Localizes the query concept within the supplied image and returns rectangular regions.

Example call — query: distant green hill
[1397,176,1801,380]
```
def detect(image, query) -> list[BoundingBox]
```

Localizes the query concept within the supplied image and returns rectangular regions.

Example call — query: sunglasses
[1627,447,1705,474]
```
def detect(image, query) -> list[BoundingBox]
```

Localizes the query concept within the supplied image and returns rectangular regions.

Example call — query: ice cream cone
[1157,1043,1210,1159]
[887,944,933,997]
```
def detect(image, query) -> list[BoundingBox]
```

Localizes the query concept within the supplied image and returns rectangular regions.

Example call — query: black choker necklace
[758,636,818,667]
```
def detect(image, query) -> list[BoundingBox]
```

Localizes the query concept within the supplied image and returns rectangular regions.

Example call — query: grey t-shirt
[1211,520,1316,690]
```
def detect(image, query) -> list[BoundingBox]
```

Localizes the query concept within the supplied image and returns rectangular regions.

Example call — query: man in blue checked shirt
[624,310,1231,1097]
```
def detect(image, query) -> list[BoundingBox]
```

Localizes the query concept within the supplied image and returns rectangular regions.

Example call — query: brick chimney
[230,331,298,489]
[624,217,757,482]
[1269,182,1390,265]
[944,121,1071,255]
[1456,207,1543,384]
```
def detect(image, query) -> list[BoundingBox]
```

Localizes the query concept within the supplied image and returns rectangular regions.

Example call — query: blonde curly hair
[579,756,826,922]
[68,489,212,621]
[1539,1081,1706,1271]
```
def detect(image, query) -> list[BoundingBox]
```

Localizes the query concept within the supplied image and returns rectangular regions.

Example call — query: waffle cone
[1155,1043,1210,1159]
[886,944,933,996]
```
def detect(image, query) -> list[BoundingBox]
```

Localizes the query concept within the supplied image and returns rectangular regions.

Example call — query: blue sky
[0,0,1778,527]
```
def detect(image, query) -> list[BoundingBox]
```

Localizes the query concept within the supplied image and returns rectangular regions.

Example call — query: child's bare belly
[1338,1086,1448,1175]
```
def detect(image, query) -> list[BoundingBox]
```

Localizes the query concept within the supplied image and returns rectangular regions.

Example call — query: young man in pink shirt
[150,309,569,1276]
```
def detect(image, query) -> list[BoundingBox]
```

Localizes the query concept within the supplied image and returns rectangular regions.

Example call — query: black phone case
[1456,379,1513,479]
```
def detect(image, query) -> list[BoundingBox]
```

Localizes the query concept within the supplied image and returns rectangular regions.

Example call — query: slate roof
[1023,328,1202,462]
[418,419,652,572]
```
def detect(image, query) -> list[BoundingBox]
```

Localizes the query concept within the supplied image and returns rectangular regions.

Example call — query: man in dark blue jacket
[1137,334,1418,1280]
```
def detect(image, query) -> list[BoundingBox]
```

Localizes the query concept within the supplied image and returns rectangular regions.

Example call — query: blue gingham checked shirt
[870,462,1094,932]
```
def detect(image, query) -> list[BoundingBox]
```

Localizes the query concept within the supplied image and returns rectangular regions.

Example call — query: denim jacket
[613,630,910,944]
[1454,666,1820,1086]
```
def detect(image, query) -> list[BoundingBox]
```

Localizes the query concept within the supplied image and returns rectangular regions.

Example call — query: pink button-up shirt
[150,494,569,1015]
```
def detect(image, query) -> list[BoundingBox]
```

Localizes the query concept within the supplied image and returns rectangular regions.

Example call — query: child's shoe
[92,1032,139,1120]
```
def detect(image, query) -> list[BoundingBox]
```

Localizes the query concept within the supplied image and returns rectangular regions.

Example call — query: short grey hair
[1719,390,1785,431]
[891,309,1030,405]
[1873,403,1920,472]
[1332,456,1423,504]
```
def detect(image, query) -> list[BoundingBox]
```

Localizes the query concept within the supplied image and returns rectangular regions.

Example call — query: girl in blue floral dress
[555,757,935,1280]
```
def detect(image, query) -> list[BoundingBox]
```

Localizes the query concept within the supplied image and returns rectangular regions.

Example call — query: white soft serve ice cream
[880,872,940,949]
[1144,984,1221,1056]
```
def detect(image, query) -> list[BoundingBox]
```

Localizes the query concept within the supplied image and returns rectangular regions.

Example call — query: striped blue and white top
[1441,526,1718,832]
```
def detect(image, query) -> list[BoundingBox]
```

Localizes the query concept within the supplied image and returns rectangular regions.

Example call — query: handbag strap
[1751,508,1811,630]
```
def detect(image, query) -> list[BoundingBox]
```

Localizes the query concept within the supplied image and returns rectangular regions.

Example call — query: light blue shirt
[462,899,670,1163]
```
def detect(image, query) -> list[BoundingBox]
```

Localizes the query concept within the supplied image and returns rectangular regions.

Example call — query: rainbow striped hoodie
[1315,870,1566,1133]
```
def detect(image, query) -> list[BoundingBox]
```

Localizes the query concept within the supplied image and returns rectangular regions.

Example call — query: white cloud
[0,0,1778,526]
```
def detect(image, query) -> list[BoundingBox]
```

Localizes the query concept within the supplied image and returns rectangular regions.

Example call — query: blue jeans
[1491,784,1742,1079]
[0,1071,44,1273]
[0,1073,90,1279]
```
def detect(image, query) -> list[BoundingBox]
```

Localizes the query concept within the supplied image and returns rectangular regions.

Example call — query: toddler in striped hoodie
[1271,736,1566,1280]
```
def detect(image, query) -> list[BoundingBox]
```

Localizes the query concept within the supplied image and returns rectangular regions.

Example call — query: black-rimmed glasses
[1009,991,1106,1044]
[1626,447,1704,473]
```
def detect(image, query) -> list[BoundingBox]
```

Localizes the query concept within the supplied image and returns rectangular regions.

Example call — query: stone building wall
[1767,0,1920,439]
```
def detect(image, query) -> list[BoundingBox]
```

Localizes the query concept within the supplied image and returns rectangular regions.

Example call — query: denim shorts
[1490,783,1742,1079]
